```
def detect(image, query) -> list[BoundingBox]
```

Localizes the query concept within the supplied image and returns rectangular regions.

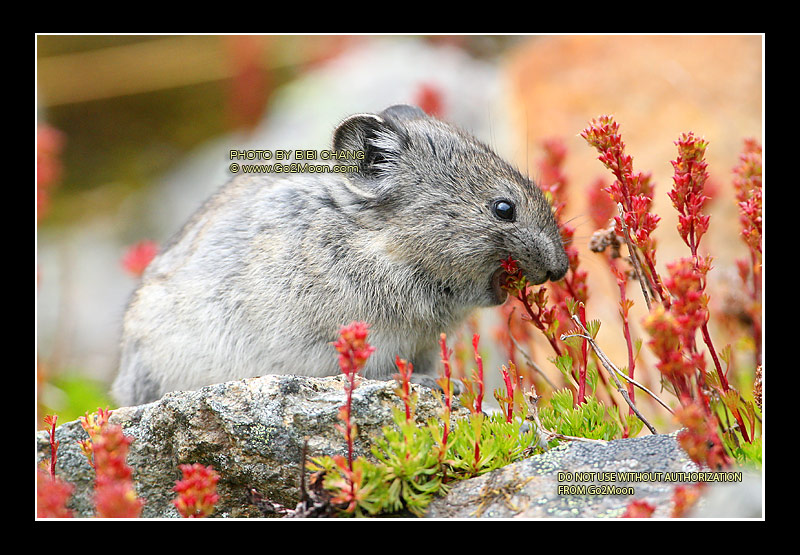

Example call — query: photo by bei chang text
[228,149,363,174]
[556,471,743,496]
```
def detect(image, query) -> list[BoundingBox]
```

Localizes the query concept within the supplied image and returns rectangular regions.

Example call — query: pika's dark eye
[492,199,516,222]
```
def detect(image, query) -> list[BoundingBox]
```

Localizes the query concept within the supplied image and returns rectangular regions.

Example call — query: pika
[112,105,569,406]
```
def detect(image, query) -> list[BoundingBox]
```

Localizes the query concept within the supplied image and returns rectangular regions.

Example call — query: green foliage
[713,391,763,470]
[446,412,538,476]
[586,360,599,394]
[553,354,579,389]
[370,409,445,516]
[39,373,113,425]
[306,454,388,517]
[539,389,642,443]
[309,407,542,517]
[727,434,762,469]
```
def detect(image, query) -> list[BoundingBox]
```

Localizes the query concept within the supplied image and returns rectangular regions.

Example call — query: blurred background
[36,35,763,431]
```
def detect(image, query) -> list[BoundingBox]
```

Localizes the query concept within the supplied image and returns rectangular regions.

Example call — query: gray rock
[688,472,763,518]
[36,374,467,518]
[424,433,762,518]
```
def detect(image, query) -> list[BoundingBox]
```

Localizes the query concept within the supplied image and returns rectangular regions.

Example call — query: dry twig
[561,315,674,435]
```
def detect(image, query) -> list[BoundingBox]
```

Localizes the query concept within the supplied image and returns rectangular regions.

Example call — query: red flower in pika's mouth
[490,256,525,304]
[500,255,519,275]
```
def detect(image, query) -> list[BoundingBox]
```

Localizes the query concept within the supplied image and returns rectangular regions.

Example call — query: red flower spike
[469,334,486,471]
[663,258,709,347]
[670,132,711,256]
[732,138,762,368]
[331,322,375,512]
[671,484,703,518]
[676,402,731,470]
[622,499,656,518]
[643,304,695,400]
[91,421,144,518]
[77,408,144,517]
[173,463,221,518]
[436,333,454,455]
[733,140,763,255]
[94,481,144,518]
[37,468,74,518]
[334,321,376,376]
[582,116,666,306]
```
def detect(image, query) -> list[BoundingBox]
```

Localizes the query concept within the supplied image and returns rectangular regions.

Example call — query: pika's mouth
[489,267,511,305]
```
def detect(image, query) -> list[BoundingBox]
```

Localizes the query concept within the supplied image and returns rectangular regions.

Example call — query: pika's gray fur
[112,105,569,406]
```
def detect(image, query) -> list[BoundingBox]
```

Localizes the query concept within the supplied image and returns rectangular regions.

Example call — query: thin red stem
[576,304,588,405]
[518,292,562,356]
[700,323,751,443]
[472,335,484,472]
[47,415,58,480]
[439,336,452,450]
[344,352,356,472]
[620,319,636,415]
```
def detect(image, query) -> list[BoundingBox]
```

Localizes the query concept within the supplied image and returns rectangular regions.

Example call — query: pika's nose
[547,256,569,282]
[548,268,566,282]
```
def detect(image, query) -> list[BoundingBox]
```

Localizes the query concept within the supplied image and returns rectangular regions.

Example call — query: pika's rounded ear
[379,104,427,122]
[333,113,384,155]
[332,112,408,178]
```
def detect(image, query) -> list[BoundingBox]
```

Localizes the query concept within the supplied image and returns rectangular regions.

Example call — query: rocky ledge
[35,374,761,518]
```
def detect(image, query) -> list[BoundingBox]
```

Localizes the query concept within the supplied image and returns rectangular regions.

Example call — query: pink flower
[122,240,159,277]
[414,83,445,118]
[37,124,65,221]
